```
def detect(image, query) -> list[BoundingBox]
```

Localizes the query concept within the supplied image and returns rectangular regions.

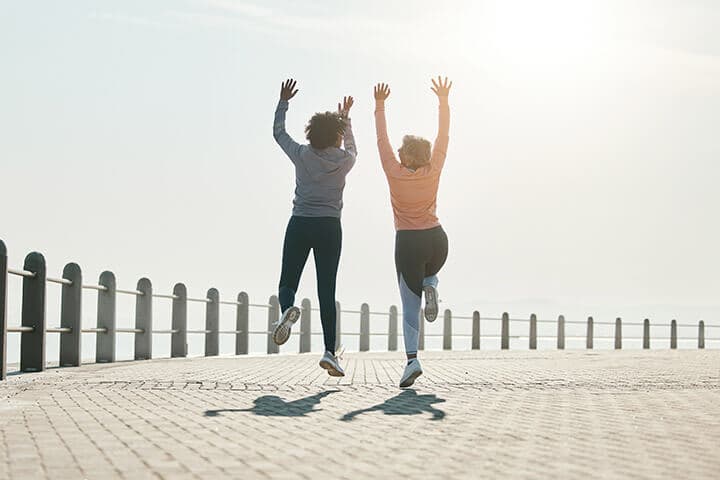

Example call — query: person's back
[270,79,356,378]
[382,165,443,231]
[274,100,356,218]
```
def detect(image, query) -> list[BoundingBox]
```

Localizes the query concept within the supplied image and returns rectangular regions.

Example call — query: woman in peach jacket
[373,77,452,388]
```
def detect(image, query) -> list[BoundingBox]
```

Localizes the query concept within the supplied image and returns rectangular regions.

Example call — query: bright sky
[1,0,719,358]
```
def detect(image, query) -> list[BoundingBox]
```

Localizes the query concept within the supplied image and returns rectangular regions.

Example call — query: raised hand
[338,96,354,118]
[280,79,299,101]
[431,76,452,97]
[374,83,391,101]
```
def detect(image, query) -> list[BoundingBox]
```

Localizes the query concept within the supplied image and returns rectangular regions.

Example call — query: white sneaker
[319,351,345,377]
[423,285,439,322]
[399,359,423,388]
[272,306,300,345]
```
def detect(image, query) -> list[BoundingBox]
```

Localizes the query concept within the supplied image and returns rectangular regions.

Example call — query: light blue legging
[399,274,438,355]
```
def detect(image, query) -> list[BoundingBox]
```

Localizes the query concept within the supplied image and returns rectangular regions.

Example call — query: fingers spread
[373,83,390,99]
[281,78,298,97]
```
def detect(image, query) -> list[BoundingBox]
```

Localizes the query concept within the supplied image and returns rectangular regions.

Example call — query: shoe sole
[272,307,300,345]
[319,359,345,377]
[400,369,423,388]
[424,286,438,322]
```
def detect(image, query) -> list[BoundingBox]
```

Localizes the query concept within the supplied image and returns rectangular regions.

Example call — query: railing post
[586,316,594,349]
[557,315,565,350]
[529,314,537,350]
[698,320,705,349]
[501,312,509,350]
[21,252,46,372]
[205,288,219,356]
[0,240,8,380]
[267,295,279,354]
[96,271,116,363]
[134,278,152,360]
[360,303,370,352]
[236,292,248,355]
[335,301,342,352]
[300,298,311,353]
[614,317,622,350]
[643,319,650,349]
[443,309,452,350]
[670,319,677,349]
[171,283,187,358]
[472,311,480,350]
[419,309,425,351]
[388,305,398,351]
[59,263,82,367]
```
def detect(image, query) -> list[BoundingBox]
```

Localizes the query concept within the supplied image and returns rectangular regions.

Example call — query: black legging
[278,216,341,354]
[395,226,449,298]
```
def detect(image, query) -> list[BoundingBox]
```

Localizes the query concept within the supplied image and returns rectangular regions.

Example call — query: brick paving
[1,350,719,479]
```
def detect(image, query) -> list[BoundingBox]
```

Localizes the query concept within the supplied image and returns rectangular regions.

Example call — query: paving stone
[0,350,718,479]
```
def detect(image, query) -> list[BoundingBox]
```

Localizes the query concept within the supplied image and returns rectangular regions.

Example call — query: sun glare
[459,0,606,67]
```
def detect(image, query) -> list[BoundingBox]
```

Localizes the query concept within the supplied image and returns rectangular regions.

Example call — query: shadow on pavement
[204,390,338,417]
[341,390,446,422]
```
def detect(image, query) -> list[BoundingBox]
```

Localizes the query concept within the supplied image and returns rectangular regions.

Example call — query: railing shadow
[204,390,339,417]
[341,390,446,422]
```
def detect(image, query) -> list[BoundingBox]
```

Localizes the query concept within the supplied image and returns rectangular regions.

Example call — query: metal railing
[0,239,717,380]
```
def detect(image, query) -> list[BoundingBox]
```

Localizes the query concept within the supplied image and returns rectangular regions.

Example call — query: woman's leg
[313,219,342,355]
[398,268,425,359]
[423,227,449,290]
[395,231,428,360]
[278,217,312,313]
[422,275,439,289]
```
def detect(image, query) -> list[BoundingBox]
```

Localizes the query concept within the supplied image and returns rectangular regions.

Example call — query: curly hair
[399,135,432,169]
[305,112,345,149]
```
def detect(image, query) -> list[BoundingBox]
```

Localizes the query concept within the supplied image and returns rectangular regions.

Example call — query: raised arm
[373,83,399,173]
[338,96,357,161]
[430,76,451,170]
[273,78,302,162]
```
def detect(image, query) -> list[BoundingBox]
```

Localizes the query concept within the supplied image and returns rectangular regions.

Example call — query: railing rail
[0,239,717,380]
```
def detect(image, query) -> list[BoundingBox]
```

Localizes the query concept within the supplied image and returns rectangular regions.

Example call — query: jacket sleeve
[430,97,450,170]
[342,117,357,171]
[273,99,302,163]
[374,100,400,174]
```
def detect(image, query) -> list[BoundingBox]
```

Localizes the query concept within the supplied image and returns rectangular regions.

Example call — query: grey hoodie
[273,100,357,218]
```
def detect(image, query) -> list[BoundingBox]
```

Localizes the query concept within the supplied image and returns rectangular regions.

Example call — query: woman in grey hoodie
[271,79,356,377]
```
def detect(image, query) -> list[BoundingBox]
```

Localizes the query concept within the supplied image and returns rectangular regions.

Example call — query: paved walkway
[1,350,719,479]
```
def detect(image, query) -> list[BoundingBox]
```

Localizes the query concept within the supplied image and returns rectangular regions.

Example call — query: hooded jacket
[273,100,357,218]
[374,97,450,231]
